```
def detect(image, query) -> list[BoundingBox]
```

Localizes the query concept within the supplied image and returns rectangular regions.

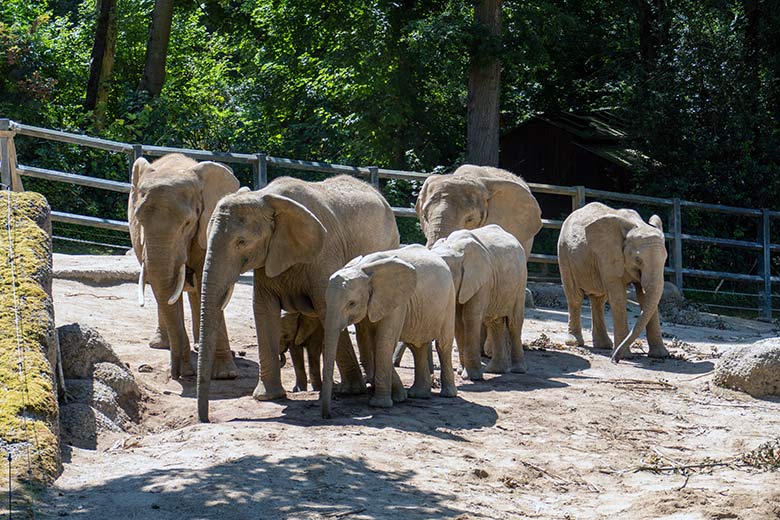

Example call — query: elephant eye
[237,239,246,248]
[347,300,357,308]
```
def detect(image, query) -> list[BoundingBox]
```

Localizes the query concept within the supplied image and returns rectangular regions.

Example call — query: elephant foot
[564,333,584,347]
[460,365,484,381]
[610,345,635,363]
[369,394,394,408]
[253,380,287,401]
[440,382,457,398]
[511,360,528,374]
[172,360,195,380]
[334,378,367,395]
[407,384,432,399]
[211,354,239,380]
[149,330,169,350]
[648,342,670,359]
[484,359,511,374]
[291,384,306,393]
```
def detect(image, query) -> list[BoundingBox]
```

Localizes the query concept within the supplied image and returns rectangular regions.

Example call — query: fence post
[0,119,13,188]
[672,197,683,291]
[369,166,379,190]
[572,185,585,211]
[253,153,268,190]
[128,144,143,182]
[760,209,772,320]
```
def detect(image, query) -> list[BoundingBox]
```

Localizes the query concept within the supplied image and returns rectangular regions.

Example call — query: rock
[713,338,780,397]
[660,281,684,307]
[528,283,567,310]
[137,364,154,373]
[58,323,122,379]
[524,288,535,309]
[59,403,122,449]
[93,362,139,400]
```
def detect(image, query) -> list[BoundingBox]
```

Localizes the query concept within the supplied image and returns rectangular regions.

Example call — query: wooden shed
[499,111,644,217]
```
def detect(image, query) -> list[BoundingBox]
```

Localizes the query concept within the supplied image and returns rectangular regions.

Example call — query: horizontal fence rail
[1,118,778,319]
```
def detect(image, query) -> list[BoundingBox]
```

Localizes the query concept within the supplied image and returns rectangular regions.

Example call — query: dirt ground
[35,256,780,519]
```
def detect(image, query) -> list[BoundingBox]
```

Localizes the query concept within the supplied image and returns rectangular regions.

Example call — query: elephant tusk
[221,284,235,311]
[137,262,146,307]
[168,264,186,305]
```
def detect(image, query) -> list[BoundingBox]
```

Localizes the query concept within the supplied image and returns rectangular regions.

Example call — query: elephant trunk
[321,311,344,419]
[611,268,664,362]
[147,262,189,379]
[424,212,455,247]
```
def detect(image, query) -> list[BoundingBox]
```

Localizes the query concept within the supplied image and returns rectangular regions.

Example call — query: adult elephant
[557,202,670,362]
[197,175,400,422]
[415,164,542,255]
[129,153,241,380]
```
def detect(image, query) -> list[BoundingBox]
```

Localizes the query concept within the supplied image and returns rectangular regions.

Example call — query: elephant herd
[128,154,670,422]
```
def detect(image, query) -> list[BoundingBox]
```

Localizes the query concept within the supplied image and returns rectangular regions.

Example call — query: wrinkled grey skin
[416,164,542,255]
[557,202,670,362]
[322,245,457,418]
[197,175,399,422]
[128,153,240,380]
[432,225,528,380]
[279,312,323,392]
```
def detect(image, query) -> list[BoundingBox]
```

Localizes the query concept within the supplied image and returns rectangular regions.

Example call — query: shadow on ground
[39,454,486,519]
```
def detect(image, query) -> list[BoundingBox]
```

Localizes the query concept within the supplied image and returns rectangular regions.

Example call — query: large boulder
[713,338,780,397]
[57,324,141,448]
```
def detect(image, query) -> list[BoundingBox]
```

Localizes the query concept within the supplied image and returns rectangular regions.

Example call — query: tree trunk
[138,0,174,97]
[84,0,118,128]
[467,0,502,167]
[635,0,669,75]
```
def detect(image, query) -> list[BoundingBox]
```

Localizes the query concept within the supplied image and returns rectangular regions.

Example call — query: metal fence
[1,118,778,319]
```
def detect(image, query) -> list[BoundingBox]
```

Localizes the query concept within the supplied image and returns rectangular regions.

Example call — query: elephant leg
[427,342,434,375]
[435,333,457,398]
[369,313,404,408]
[460,311,484,381]
[290,345,307,392]
[149,305,169,350]
[355,320,375,384]
[454,310,466,368]
[590,295,612,350]
[335,330,366,395]
[211,311,239,380]
[485,319,511,374]
[635,283,669,358]
[561,265,585,347]
[157,295,193,380]
[408,342,432,399]
[307,342,322,391]
[607,283,631,357]
[508,299,527,374]
[392,342,406,367]
[252,292,286,401]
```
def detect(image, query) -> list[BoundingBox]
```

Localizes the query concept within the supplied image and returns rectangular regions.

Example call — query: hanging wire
[4,188,36,481]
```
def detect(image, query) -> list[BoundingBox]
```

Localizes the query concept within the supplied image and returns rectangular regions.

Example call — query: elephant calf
[279,312,323,392]
[322,244,457,418]
[432,225,528,380]
[558,202,670,362]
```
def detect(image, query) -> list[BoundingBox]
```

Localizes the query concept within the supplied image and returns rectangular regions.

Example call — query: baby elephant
[558,202,669,362]
[321,244,456,418]
[279,312,323,392]
[432,225,528,380]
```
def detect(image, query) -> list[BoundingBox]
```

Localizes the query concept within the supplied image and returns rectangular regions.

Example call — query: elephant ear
[128,157,151,263]
[295,316,321,346]
[481,177,542,244]
[457,237,492,304]
[191,161,240,250]
[364,257,417,323]
[649,214,663,232]
[584,215,631,281]
[265,194,327,278]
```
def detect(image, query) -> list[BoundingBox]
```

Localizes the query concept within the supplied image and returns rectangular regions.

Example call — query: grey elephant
[558,202,670,362]
[279,312,322,392]
[415,164,542,255]
[322,244,457,418]
[431,225,528,380]
[196,175,399,422]
[128,153,241,380]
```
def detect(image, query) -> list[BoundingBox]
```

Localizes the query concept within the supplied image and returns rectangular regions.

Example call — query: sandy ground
[33,257,780,519]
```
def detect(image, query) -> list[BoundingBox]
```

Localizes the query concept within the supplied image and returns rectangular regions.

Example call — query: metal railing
[1,118,777,319]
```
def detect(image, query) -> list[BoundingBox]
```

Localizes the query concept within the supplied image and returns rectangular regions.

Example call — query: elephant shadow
[455,348,592,394]
[177,352,260,401]
[40,453,491,519]
[232,395,499,442]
